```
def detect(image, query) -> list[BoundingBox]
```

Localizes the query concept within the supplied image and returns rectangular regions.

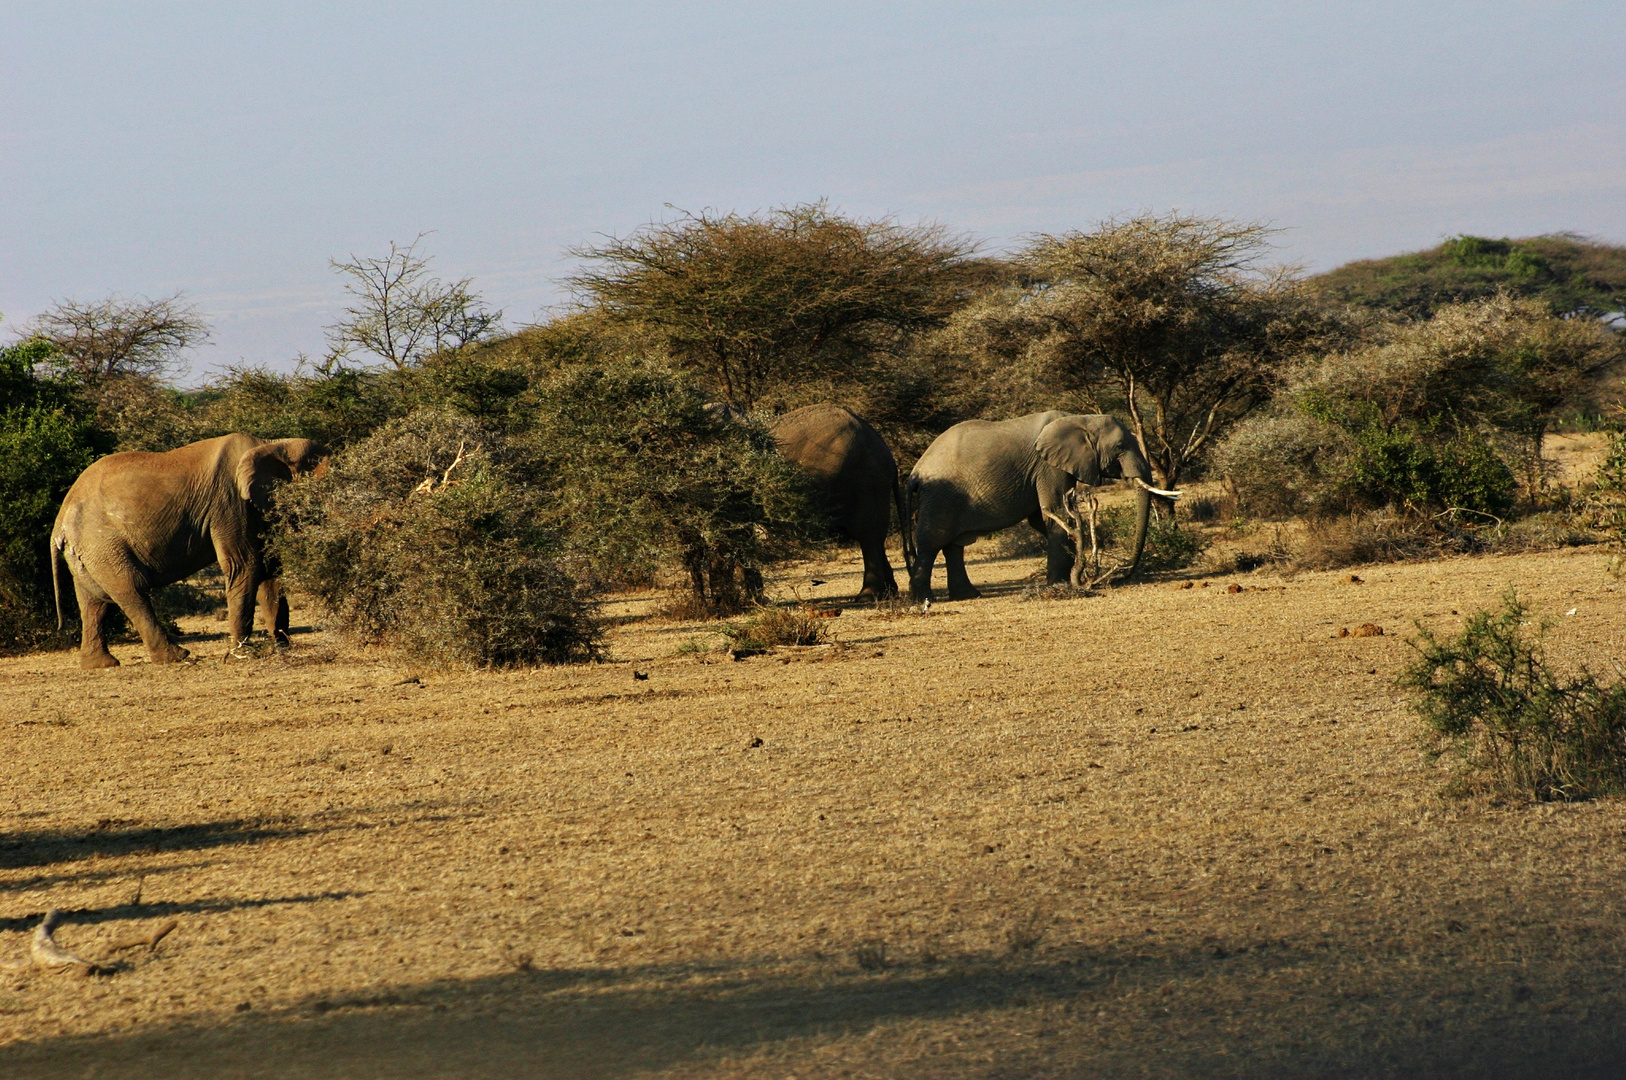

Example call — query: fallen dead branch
[108,918,178,953]
[0,910,177,976]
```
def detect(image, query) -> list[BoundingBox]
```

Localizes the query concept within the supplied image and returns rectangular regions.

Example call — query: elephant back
[772,405,894,483]
[772,404,898,528]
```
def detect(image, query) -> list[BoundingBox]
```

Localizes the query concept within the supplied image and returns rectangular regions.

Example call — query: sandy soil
[3,532,1626,1078]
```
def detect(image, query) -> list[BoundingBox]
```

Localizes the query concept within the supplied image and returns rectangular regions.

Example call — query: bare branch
[327,236,502,369]
[27,293,210,379]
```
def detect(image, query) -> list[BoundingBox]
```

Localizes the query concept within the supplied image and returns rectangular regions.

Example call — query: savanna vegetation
[4,213,1624,675]
[9,213,1626,1077]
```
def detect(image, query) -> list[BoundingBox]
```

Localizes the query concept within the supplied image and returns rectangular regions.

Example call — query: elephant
[770,404,913,600]
[50,433,328,668]
[907,411,1174,601]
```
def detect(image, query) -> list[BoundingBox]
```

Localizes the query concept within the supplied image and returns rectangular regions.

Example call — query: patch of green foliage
[1301,397,1516,517]
[1138,512,1210,574]
[1311,233,1626,320]
[0,338,113,653]
[1078,503,1208,575]
[1217,295,1614,520]
[525,358,826,613]
[1404,590,1626,802]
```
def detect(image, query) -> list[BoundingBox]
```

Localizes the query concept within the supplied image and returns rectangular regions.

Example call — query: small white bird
[922,598,932,614]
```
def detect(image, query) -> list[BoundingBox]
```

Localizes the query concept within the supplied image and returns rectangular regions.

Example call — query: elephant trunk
[1125,484,1152,578]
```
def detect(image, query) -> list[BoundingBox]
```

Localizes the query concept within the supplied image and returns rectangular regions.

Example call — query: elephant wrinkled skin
[771,404,911,600]
[907,411,1154,601]
[51,433,328,668]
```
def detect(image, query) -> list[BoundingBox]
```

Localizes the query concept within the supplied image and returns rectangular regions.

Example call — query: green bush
[1403,590,1626,801]
[271,410,601,667]
[0,339,112,653]
[525,358,826,613]
[192,365,403,448]
[1138,513,1210,574]
[1333,412,1516,518]
[1077,503,1208,576]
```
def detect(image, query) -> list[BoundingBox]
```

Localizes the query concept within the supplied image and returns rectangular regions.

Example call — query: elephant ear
[1035,416,1104,486]
[235,442,297,513]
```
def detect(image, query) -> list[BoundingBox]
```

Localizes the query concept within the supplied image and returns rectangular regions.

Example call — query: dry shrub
[1481,512,1599,554]
[1405,590,1626,801]
[722,605,829,652]
[1290,511,1466,571]
[851,939,889,971]
[1179,491,1231,524]
[1211,409,1351,518]
[1285,508,1598,573]
[271,410,601,668]
[527,359,825,614]
[1019,583,1098,602]
[868,596,932,620]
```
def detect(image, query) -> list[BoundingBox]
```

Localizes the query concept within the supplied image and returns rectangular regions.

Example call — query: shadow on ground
[4,938,1625,1079]
[0,819,317,875]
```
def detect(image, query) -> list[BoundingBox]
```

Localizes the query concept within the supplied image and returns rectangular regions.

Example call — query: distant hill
[1309,234,1626,320]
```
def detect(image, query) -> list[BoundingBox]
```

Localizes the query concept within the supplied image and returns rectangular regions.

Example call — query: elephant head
[1034,414,1156,576]
[235,438,329,514]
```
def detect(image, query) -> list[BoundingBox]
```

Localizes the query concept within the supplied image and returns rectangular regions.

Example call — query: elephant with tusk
[907,411,1173,601]
[51,433,328,668]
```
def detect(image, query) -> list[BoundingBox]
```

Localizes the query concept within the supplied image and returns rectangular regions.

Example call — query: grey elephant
[907,411,1175,601]
[771,404,913,600]
[51,433,328,668]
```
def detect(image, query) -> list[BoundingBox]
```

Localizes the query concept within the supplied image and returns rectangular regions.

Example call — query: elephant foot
[149,644,190,664]
[947,585,982,601]
[81,650,120,670]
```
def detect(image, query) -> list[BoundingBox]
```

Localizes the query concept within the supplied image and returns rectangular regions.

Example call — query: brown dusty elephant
[770,404,913,600]
[908,411,1176,601]
[51,433,328,668]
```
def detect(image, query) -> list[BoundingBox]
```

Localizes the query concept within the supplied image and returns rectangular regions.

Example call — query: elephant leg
[1045,526,1075,584]
[258,578,290,646]
[909,542,939,601]
[102,579,188,664]
[223,568,264,652]
[73,580,119,669]
[856,535,898,601]
[944,545,981,601]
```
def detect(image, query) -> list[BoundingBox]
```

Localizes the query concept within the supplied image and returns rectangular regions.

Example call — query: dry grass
[4,538,1626,1077]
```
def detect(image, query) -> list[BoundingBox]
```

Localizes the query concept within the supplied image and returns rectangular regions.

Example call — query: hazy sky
[4,1,1624,381]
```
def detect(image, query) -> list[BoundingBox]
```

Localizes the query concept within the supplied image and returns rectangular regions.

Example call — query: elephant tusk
[1133,478,1182,499]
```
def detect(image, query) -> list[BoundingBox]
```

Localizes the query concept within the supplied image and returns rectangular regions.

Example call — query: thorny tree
[1022,214,1334,491]
[567,202,976,409]
[27,293,210,379]
[327,235,503,370]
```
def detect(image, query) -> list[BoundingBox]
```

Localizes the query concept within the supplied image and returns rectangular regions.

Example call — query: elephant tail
[50,530,66,631]
[897,475,919,577]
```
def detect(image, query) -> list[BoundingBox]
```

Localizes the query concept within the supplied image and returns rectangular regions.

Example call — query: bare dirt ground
[4,525,1626,1078]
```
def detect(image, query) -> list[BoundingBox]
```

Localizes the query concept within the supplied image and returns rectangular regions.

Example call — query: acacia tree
[327,235,502,370]
[24,293,211,451]
[566,202,976,409]
[28,293,210,378]
[526,358,825,613]
[1020,214,1334,490]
